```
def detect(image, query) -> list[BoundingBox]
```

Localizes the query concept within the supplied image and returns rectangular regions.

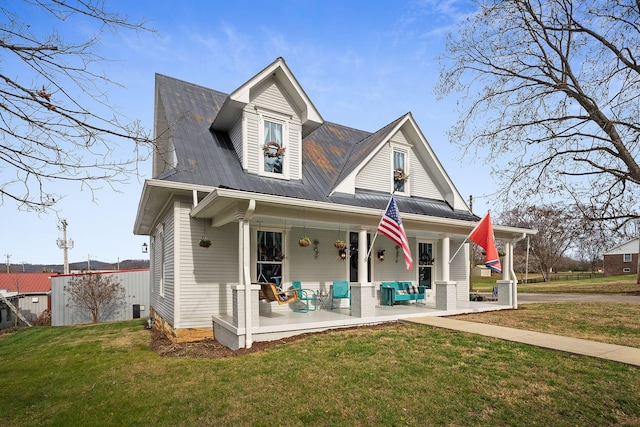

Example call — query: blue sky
[2,0,497,266]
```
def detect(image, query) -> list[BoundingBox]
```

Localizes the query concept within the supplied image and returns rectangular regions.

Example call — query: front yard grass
[472,273,639,293]
[1,315,639,426]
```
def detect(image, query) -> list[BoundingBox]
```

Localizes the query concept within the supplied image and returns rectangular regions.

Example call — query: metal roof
[153,74,478,224]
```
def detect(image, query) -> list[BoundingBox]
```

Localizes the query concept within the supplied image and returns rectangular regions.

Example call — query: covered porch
[212,281,515,350]
[191,189,531,350]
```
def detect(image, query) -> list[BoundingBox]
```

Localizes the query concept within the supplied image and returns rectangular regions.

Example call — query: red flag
[468,212,502,273]
[377,197,413,270]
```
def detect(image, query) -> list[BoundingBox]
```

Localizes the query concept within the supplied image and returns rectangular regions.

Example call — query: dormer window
[393,149,409,194]
[258,114,290,178]
[263,120,284,174]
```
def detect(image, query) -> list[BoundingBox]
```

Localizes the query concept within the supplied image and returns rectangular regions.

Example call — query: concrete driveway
[517,293,640,304]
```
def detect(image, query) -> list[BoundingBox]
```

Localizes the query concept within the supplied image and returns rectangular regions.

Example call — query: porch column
[435,235,457,310]
[497,242,514,307]
[240,218,253,347]
[351,282,376,318]
[358,227,368,284]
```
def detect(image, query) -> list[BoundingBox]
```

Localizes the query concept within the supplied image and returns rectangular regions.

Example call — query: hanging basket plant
[298,236,311,247]
[199,238,212,248]
[333,240,346,249]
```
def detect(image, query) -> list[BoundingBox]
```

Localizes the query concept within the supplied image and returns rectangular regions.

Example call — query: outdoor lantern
[142,242,148,253]
[377,249,385,262]
[339,248,347,260]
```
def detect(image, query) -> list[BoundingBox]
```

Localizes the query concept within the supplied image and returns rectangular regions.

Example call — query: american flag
[377,197,413,270]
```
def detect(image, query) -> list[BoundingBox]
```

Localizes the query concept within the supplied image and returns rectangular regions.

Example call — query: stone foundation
[149,307,214,343]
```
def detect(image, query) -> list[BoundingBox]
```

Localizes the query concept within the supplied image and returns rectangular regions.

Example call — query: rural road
[517,293,640,304]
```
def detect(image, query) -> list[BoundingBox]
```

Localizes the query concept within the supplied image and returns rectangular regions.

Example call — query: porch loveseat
[380,281,426,306]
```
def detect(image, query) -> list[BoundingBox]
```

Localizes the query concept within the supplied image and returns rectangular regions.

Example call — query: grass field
[471,273,639,293]
[1,304,639,426]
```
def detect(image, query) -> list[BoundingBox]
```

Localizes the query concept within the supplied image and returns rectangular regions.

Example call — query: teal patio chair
[330,280,351,310]
[291,281,317,313]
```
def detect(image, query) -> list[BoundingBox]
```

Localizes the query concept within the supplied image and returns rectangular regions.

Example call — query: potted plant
[298,236,311,247]
[333,239,346,249]
[199,238,212,248]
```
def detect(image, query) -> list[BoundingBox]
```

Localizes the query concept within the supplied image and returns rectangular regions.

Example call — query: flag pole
[366,196,394,259]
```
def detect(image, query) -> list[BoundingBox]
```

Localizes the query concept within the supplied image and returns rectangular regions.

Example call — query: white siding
[451,241,470,299]
[150,204,175,326]
[175,201,240,328]
[244,108,260,174]
[356,144,390,192]
[229,116,243,166]
[253,81,295,116]
[287,228,350,287]
[410,155,442,200]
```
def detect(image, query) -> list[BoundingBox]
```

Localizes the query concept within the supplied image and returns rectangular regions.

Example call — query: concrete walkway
[404,316,640,367]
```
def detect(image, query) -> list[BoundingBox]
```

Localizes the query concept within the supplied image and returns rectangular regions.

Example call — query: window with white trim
[256,230,284,289]
[156,224,165,297]
[261,119,285,176]
[623,253,632,262]
[393,149,409,194]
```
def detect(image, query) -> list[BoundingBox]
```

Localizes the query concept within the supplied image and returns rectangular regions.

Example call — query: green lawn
[472,273,639,293]
[1,316,639,426]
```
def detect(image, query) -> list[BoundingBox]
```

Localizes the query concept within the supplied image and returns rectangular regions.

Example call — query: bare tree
[0,1,154,212]
[437,0,640,230]
[499,205,581,281]
[65,273,125,323]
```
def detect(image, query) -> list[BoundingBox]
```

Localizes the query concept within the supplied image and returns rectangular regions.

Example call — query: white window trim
[257,110,290,180]
[623,253,632,263]
[156,223,165,298]
[391,145,410,196]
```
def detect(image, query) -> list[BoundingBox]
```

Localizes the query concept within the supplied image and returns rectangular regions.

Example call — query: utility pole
[4,254,11,273]
[56,219,74,274]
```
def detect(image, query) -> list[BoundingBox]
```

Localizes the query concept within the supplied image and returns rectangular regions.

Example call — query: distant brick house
[603,238,639,277]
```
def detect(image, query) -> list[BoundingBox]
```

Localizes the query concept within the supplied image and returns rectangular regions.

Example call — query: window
[156,224,165,297]
[257,230,284,289]
[393,149,408,194]
[624,253,632,262]
[262,120,284,175]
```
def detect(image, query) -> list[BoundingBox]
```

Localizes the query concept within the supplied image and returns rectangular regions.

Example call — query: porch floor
[215,299,513,344]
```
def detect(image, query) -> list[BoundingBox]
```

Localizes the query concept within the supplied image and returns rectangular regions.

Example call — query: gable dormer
[333,113,468,210]
[210,58,323,181]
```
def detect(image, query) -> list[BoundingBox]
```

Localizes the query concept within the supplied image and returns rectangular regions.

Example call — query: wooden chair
[258,283,299,305]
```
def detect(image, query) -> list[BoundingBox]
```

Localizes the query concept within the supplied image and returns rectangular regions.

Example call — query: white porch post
[241,199,256,348]
[358,228,368,283]
[240,219,252,348]
[352,227,373,317]
[496,241,513,307]
[442,235,450,282]
[435,235,457,310]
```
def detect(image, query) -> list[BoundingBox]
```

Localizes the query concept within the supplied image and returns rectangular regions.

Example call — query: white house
[134,57,534,350]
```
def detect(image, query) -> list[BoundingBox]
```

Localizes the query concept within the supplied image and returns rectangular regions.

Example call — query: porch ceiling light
[339,247,347,260]
[142,242,149,254]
